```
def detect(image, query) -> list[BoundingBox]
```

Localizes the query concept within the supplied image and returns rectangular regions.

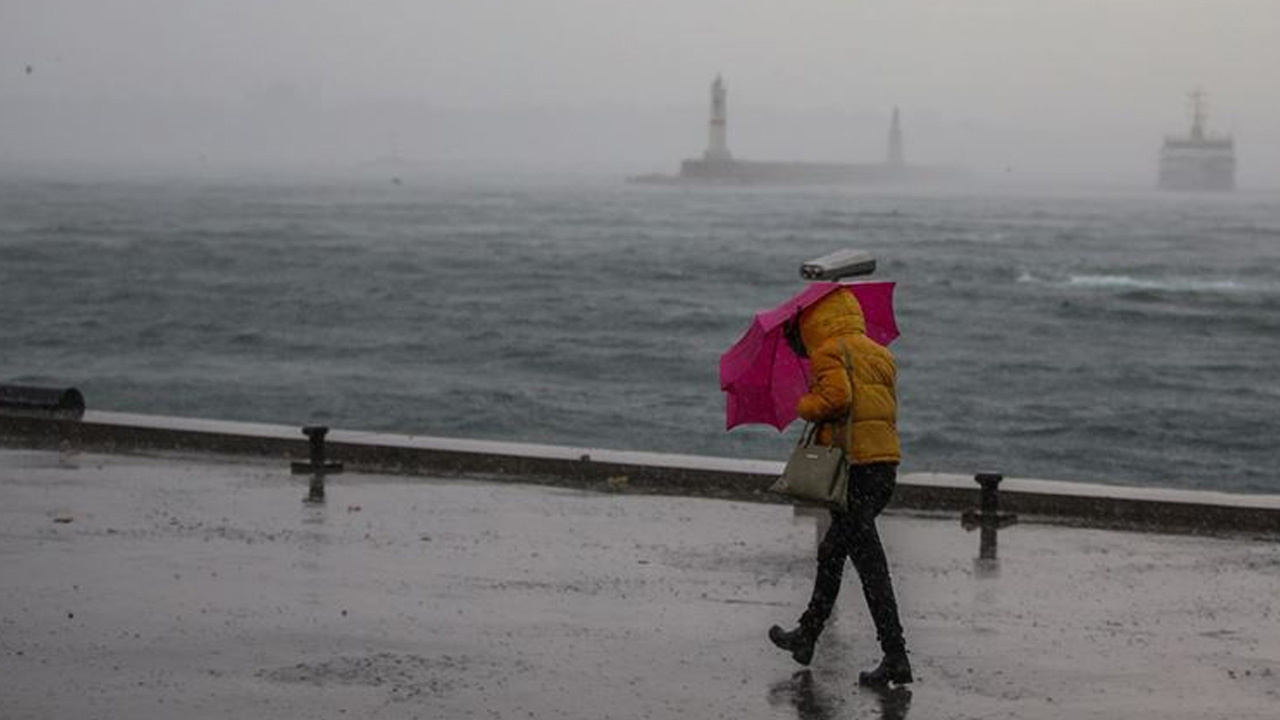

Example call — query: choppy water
[3,172,1279,493]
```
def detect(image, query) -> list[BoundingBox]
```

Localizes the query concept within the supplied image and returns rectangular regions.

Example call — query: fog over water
[2,0,1279,186]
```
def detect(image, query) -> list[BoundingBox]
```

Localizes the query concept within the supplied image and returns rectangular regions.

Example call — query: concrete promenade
[2,447,1279,719]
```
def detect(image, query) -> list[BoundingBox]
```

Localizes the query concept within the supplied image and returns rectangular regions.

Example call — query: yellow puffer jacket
[795,288,901,465]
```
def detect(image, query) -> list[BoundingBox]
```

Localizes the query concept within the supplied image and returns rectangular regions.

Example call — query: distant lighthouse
[886,107,905,167]
[704,75,732,162]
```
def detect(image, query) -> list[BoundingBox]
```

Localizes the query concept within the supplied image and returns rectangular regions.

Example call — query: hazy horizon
[3,0,1278,187]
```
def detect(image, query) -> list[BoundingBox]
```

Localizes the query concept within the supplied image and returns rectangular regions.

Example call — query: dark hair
[783,310,807,358]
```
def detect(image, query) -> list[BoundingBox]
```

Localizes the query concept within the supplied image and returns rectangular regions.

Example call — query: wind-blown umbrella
[719,282,898,430]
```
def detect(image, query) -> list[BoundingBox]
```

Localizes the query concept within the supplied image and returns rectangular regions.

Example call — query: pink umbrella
[719,281,898,430]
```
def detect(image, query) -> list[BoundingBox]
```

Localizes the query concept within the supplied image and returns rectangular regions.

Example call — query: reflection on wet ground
[768,670,839,719]
[767,670,913,720]
[2,449,1279,719]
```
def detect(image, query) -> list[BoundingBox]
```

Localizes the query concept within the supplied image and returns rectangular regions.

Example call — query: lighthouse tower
[704,75,732,162]
[886,107,905,167]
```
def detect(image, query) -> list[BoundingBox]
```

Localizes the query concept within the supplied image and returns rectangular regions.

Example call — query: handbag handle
[794,421,819,448]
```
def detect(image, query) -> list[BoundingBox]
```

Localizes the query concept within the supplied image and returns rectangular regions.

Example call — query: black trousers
[799,462,905,654]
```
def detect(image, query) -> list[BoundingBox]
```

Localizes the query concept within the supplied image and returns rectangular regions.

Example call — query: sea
[2,171,1279,494]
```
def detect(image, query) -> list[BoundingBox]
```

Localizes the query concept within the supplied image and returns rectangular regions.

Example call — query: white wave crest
[1065,275,1254,293]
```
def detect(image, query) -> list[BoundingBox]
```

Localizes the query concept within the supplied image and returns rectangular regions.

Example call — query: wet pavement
[2,448,1278,719]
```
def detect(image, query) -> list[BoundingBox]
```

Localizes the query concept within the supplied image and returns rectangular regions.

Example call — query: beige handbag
[769,344,855,513]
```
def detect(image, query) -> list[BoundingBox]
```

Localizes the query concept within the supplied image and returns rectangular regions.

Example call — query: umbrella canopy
[719,281,898,431]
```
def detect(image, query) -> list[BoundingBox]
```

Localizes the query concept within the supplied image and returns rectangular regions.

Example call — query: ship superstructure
[1159,90,1235,192]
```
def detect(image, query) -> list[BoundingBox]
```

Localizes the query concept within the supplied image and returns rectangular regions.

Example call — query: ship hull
[1159,146,1236,192]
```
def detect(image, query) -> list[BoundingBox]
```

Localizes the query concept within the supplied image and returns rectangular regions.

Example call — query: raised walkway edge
[2,410,1277,536]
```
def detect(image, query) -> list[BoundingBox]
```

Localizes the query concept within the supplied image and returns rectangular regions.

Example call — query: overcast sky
[2,0,1278,185]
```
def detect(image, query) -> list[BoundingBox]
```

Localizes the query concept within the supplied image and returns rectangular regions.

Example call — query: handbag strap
[838,340,855,453]
[795,341,856,451]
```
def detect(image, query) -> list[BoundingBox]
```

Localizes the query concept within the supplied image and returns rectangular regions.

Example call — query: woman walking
[767,288,912,686]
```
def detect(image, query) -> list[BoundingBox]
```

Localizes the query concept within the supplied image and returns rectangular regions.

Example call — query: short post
[961,472,1017,565]
[291,425,344,503]
[977,472,1002,516]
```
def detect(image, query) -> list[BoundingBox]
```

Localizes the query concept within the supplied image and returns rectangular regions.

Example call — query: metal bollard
[976,472,1003,516]
[291,425,344,503]
[961,472,1017,562]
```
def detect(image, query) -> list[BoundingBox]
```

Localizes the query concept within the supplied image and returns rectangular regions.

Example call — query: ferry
[1159,90,1235,192]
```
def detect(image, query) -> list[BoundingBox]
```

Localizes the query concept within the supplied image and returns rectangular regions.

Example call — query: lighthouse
[704,75,732,162]
[886,107,905,167]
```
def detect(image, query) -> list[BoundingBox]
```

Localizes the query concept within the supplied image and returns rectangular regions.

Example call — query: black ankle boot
[858,650,913,686]
[768,625,817,666]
